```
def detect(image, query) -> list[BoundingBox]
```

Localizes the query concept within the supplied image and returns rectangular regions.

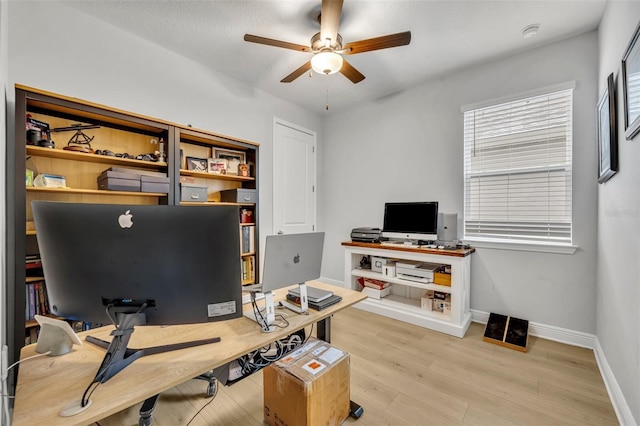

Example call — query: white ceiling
[63,0,607,115]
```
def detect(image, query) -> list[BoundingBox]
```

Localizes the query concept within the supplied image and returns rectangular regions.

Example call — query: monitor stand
[279,282,309,314]
[244,291,277,333]
[68,309,221,415]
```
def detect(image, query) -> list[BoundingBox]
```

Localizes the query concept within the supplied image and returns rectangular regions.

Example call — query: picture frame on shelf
[185,156,208,172]
[214,148,245,175]
[597,73,618,184]
[208,158,228,174]
[622,20,640,140]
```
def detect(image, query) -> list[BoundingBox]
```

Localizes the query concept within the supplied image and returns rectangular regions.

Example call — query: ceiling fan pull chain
[325,78,330,110]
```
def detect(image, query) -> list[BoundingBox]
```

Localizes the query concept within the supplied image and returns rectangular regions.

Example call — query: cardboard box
[421,290,435,310]
[263,338,350,426]
[434,271,452,286]
[433,265,452,286]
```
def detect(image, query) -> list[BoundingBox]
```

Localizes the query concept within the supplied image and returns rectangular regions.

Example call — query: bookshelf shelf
[351,268,452,293]
[180,169,254,182]
[27,145,168,170]
[27,186,165,197]
[364,295,451,321]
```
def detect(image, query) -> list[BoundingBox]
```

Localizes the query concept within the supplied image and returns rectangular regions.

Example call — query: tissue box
[33,174,66,188]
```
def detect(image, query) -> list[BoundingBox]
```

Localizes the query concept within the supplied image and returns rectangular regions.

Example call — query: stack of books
[286,286,342,311]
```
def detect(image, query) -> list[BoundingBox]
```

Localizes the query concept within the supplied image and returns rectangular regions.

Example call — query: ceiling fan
[244,0,411,84]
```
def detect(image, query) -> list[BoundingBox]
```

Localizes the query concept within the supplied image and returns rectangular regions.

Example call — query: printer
[350,227,382,243]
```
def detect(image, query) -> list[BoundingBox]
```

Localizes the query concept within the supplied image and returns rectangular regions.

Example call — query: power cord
[185,377,219,426]
[1,347,52,426]
[250,298,289,331]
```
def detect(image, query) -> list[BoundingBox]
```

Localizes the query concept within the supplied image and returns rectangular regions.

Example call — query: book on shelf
[26,327,38,345]
[25,255,43,269]
[241,256,255,281]
[25,280,51,320]
[241,225,256,254]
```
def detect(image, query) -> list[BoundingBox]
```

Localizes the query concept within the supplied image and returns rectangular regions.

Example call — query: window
[463,86,573,246]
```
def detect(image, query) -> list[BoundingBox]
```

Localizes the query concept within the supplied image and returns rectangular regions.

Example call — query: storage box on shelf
[342,241,474,338]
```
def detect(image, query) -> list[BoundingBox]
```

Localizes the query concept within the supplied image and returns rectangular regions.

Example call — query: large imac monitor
[32,201,243,412]
[382,202,439,243]
[32,201,242,325]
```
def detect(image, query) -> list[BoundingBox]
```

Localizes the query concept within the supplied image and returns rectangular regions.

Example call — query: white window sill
[465,239,578,255]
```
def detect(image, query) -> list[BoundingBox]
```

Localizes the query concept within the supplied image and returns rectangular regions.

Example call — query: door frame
[272,117,317,234]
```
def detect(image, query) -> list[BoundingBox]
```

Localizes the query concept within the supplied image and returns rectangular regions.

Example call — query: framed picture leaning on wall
[597,73,618,184]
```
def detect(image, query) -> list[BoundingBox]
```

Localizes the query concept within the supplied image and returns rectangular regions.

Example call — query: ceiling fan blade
[281,61,312,83]
[244,34,311,52]
[343,31,411,55]
[320,0,343,48]
[340,59,365,84]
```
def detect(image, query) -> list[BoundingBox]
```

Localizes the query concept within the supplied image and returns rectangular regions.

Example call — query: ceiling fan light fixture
[311,51,343,75]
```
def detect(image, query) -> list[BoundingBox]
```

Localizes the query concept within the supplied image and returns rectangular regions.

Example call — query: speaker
[437,213,458,242]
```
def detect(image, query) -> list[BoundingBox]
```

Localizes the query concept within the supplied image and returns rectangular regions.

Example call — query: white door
[273,118,316,235]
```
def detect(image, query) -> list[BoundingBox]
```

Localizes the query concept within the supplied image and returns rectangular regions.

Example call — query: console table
[343,242,475,337]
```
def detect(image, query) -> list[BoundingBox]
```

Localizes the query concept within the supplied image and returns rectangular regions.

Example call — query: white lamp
[311,51,344,75]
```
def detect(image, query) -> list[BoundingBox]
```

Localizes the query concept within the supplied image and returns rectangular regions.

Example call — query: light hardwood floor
[101,307,618,426]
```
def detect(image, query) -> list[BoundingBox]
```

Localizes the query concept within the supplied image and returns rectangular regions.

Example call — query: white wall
[6,0,322,249]
[597,2,640,423]
[322,32,599,334]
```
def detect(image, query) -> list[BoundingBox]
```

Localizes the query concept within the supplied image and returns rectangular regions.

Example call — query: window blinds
[463,89,573,244]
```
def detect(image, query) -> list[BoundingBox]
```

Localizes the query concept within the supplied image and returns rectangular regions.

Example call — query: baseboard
[470,309,595,348]
[593,337,637,426]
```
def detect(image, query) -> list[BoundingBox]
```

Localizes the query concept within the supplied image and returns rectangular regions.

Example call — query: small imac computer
[382,202,439,244]
[244,232,325,332]
[32,201,243,413]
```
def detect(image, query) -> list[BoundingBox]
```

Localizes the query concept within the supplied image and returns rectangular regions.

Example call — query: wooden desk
[12,281,366,426]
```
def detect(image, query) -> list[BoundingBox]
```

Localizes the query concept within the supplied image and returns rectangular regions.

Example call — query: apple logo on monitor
[118,210,133,229]
[293,253,300,264]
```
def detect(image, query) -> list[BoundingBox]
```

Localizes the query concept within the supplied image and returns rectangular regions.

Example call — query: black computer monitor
[31,201,243,394]
[32,201,242,325]
[382,201,439,243]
